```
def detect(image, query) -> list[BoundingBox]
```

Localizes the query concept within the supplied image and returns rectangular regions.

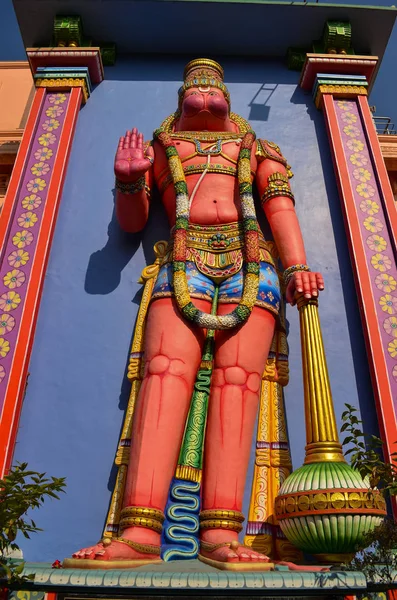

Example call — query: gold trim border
[275,489,386,520]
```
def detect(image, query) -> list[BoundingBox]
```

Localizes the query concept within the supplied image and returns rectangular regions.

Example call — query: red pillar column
[0,48,103,475]
[301,54,397,470]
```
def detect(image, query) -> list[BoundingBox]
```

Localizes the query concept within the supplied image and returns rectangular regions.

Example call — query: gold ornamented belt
[164,222,277,283]
[159,163,238,193]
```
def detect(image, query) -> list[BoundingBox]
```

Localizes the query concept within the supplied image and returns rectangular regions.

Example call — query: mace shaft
[296,295,345,464]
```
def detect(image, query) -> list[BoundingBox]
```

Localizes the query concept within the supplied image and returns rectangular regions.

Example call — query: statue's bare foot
[199,540,272,571]
[63,537,162,568]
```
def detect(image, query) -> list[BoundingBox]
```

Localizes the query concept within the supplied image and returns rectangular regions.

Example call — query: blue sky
[0,0,396,124]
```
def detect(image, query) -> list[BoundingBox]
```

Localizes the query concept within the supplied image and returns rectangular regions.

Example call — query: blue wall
[13,56,376,562]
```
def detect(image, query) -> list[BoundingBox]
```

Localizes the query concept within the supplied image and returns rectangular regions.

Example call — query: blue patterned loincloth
[152,260,281,317]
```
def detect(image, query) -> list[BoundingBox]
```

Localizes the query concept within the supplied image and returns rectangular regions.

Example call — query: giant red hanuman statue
[66,58,324,570]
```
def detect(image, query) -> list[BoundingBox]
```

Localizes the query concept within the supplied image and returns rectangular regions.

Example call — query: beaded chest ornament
[154,128,260,330]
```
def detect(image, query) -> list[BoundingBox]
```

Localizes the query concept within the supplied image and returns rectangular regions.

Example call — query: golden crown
[178,58,230,108]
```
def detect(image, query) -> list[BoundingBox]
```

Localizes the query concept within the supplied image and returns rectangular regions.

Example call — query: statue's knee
[147,354,170,375]
[169,358,188,377]
[247,372,261,393]
[225,366,247,386]
[222,367,261,392]
[147,355,188,379]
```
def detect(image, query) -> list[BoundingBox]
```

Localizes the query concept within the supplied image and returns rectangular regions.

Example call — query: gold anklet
[200,509,244,522]
[199,519,243,533]
[119,516,163,534]
[120,506,165,523]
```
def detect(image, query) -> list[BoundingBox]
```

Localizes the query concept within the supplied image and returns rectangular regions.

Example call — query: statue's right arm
[114,128,154,233]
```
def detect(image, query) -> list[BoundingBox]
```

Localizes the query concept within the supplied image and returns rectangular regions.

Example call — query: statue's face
[181,87,229,121]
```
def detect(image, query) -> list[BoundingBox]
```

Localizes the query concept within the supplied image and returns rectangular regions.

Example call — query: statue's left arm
[255,139,324,304]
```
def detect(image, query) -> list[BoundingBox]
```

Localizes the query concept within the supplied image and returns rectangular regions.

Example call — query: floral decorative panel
[335,98,397,402]
[0,92,69,410]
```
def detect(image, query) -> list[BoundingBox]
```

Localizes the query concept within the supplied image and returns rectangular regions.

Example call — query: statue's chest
[154,138,253,189]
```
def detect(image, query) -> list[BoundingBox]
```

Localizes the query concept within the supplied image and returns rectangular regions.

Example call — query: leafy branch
[341,403,397,495]
[0,463,66,587]
[341,404,397,589]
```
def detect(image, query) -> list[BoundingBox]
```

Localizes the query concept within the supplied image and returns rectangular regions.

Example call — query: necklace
[194,139,222,156]
[154,126,260,330]
[170,131,242,143]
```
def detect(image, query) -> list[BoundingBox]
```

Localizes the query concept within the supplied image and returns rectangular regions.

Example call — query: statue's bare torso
[153,138,257,225]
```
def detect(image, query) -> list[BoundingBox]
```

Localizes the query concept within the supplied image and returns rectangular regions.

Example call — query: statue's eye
[209,92,218,96]
[190,91,199,95]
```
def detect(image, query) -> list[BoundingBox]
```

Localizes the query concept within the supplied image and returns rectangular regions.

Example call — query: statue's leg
[72,297,209,562]
[200,305,276,565]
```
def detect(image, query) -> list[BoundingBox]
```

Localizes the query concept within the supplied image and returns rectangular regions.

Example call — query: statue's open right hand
[114,128,154,183]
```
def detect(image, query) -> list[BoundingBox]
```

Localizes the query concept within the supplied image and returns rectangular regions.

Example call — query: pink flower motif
[31,162,50,177]
[0,291,21,312]
[353,168,371,183]
[337,100,351,111]
[3,269,25,289]
[12,230,33,249]
[341,112,357,124]
[0,338,10,358]
[0,365,5,384]
[363,216,383,233]
[42,119,60,132]
[350,153,368,167]
[375,273,397,293]
[48,93,67,105]
[38,133,56,147]
[393,365,397,382]
[17,212,38,228]
[379,294,397,315]
[366,235,387,252]
[8,250,29,268]
[356,183,376,198]
[45,105,64,118]
[0,313,15,335]
[22,194,41,210]
[383,316,397,338]
[343,125,360,138]
[359,200,379,216]
[26,178,46,193]
[34,147,53,161]
[371,253,392,272]
[347,139,364,152]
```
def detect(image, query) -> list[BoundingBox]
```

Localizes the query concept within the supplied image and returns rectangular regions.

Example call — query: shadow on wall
[84,188,169,296]
[290,84,379,440]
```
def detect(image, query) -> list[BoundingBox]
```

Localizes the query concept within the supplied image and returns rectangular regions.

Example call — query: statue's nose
[183,93,205,116]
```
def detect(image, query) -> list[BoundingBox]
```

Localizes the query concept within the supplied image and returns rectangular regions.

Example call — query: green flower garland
[154,128,260,330]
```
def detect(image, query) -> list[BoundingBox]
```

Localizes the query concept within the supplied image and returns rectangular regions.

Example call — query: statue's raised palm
[114,127,153,182]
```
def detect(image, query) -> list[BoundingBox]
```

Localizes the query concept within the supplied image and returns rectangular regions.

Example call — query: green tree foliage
[0,463,65,587]
[341,404,397,589]
[341,403,397,495]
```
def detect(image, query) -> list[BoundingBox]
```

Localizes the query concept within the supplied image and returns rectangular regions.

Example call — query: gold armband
[256,139,293,178]
[261,172,295,205]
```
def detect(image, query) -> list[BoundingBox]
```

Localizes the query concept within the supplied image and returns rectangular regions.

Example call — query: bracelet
[115,176,146,195]
[261,172,295,205]
[283,264,311,287]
